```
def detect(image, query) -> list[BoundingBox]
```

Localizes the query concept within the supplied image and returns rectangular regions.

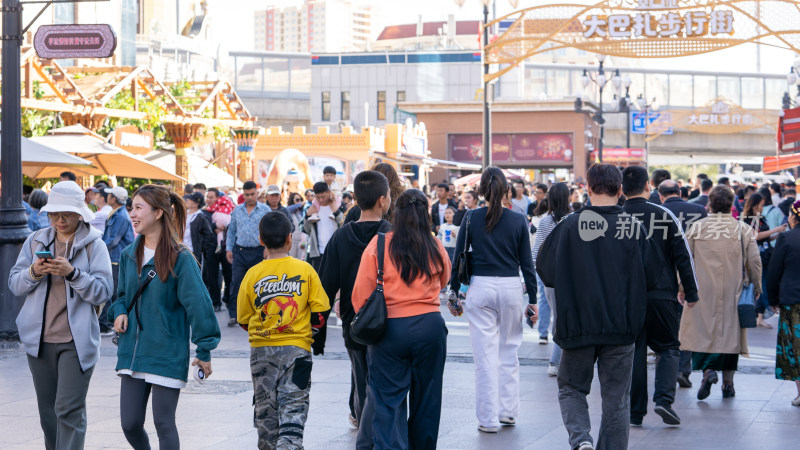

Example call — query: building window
[377,91,386,121]
[322,91,331,121]
[341,91,350,121]
[397,90,406,102]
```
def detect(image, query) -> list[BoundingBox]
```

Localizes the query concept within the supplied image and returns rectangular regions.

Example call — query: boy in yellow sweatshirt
[237,212,330,449]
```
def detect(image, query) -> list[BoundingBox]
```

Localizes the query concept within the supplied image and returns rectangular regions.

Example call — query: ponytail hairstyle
[132,184,188,282]
[478,166,507,232]
[390,189,445,285]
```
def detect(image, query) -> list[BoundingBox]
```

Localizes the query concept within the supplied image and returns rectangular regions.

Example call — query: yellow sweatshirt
[237,256,330,351]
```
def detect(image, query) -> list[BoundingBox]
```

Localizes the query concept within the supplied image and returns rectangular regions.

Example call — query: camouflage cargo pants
[251,346,312,450]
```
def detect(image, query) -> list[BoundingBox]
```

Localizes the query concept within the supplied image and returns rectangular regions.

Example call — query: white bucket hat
[41,181,96,222]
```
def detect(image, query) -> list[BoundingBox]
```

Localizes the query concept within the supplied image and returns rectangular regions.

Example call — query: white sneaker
[538,335,548,345]
[547,363,559,377]
[577,442,594,450]
[792,395,800,407]
[499,417,515,426]
[477,425,498,433]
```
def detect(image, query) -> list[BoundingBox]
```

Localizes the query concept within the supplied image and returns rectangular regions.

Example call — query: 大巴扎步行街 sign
[583,0,735,39]
[34,24,117,59]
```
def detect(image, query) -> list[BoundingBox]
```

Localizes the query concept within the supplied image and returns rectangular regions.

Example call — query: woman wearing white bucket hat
[9,180,113,450]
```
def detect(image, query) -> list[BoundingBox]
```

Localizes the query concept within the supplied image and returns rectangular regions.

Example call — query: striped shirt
[532,213,567,269]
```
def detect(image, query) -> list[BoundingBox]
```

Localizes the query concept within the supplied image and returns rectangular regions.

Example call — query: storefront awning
[370,151,482,172]
[764,153,800,173]
[423,157,482,171]
[143,148,236,188]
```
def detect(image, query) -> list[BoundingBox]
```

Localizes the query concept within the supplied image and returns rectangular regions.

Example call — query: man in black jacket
[622,166,699,427]
[688,173,708,200]
[431,183,457,234]
[658,180,708,233]
[778,189,796,218]
[658,179,707,389]
[317,170,391,440]
[648,169,671,205]
[689,178,713,207]
[537,164,657,450]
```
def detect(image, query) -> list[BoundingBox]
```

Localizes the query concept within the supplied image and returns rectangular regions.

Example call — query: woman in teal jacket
[109,184,220,450]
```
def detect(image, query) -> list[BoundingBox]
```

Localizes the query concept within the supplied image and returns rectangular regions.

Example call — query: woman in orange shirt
[352,188,451,450]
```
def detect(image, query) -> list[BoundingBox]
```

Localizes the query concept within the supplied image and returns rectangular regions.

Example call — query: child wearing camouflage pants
[237,212,330,449]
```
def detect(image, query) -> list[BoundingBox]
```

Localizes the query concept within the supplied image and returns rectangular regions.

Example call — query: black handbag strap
[464,210,473,251]
[127,269,157,330]
[376,233,385,292]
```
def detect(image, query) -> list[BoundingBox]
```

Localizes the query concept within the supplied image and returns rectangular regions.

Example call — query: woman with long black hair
[532,182,572,377]
[352,189,451,449]
[449,166,538,433]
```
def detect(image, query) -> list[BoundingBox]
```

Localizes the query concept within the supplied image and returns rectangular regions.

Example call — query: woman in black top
[448,167,538,433]
[743,192,787,328]
[766,199,800,406]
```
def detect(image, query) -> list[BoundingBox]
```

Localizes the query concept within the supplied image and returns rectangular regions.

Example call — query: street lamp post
[0,0,30,340]
[577,55,617,162]
[457,0,521,169]
[614,71,633,148]
[481,0,492,169]
[635,94,659,172]
[785,61,800,109]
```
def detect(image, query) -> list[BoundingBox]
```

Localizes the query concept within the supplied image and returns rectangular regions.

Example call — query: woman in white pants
[448,167,539,433]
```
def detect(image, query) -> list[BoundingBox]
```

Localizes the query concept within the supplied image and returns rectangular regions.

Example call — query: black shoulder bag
[455,210,473,285]
[350,233,388,345]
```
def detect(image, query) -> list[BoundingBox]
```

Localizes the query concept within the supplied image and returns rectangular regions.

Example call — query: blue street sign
[630,111,673,135]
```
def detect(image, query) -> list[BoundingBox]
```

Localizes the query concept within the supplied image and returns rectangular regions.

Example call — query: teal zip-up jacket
[108,237,221,381]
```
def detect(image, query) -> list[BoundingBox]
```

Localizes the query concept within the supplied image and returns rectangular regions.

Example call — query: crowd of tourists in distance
[8,163,800,450]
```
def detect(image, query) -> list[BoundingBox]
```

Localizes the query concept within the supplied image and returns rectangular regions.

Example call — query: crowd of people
[7,163,800,450]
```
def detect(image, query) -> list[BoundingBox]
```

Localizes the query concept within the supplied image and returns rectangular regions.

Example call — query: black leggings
[120,375,181,450]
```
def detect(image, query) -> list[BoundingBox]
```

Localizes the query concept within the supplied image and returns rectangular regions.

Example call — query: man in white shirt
[303,181,343,272]
[89,187,112,233]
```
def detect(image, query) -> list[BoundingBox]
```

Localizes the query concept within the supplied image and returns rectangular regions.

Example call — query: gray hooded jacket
[9,224,113,371]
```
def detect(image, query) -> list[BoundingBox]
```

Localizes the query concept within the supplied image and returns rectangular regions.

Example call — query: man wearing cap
[89,188,112,233]
[99,186,134,335]
[265,184,291,219]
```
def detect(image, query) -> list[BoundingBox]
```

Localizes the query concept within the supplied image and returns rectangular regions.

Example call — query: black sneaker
[697,371,718,400]
[654,404,680,425]
[227,318,238,328]
[676,373,692,388]
[630,416,643,428]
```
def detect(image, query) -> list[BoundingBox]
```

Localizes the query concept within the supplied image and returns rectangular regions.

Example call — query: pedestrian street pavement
[0,303,798,449]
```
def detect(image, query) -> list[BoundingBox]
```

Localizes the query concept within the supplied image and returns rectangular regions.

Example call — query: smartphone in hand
[525,307,537,328]
[35,250,54,260]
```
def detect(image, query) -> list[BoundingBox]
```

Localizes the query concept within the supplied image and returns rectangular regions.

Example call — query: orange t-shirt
[352,232,451,319]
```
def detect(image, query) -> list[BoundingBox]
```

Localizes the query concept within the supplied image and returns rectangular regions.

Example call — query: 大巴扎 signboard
[34,24,117,59]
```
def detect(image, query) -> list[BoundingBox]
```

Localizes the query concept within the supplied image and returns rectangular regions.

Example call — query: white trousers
[464,276,524,428]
